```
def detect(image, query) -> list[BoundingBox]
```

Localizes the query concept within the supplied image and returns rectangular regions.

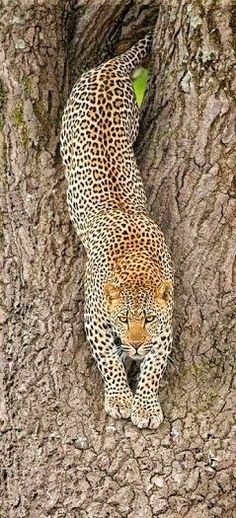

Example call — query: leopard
[60,34,174,429]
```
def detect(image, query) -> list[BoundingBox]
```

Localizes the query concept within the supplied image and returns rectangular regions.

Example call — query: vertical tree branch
[0,1,235,516]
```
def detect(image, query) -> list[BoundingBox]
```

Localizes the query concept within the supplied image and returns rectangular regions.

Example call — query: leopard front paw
[104,390,133,420]
[131,395,163,429]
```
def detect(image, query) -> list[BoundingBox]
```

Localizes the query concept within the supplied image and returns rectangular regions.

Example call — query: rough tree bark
[0,1,235,517]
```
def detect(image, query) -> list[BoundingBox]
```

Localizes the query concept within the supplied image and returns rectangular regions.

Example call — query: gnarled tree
[1,1,235,516]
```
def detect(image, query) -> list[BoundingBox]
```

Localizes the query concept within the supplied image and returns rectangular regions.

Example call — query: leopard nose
[130,341,143,350]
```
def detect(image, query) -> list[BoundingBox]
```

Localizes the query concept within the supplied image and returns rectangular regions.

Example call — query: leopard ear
[155,280,172,308]
[104,283,122,310]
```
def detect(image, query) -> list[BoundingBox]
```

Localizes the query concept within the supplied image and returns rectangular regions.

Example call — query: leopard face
[104,278,173,359]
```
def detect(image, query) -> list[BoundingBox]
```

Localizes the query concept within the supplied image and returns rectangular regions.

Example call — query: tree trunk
[1,1,235,517]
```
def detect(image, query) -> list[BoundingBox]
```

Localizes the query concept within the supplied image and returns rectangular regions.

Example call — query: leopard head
[104,268,173,359]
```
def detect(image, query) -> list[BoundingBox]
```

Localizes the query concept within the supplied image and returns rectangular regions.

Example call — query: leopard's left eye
[145,315,157,323]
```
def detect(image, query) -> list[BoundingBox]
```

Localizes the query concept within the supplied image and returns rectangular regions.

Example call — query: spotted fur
[60,34,174,429]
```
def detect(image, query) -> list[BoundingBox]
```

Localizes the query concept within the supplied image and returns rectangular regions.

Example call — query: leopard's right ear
[104,283,122,310]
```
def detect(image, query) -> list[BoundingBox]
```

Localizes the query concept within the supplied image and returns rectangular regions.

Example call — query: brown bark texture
[0,0,235,517]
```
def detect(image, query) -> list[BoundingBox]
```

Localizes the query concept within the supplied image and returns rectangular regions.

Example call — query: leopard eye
[118,315,128,324]
[145,315,157,323]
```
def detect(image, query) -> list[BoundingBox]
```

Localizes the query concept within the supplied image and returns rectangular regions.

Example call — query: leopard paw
[131,396,163,429]
[105,390,133,420]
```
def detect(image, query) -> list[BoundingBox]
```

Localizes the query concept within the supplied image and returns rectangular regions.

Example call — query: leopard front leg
[85,314,133,420]
[131,331,172,429]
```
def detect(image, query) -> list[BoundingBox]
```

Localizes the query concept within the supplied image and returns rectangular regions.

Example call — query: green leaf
[132,68,149,107]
